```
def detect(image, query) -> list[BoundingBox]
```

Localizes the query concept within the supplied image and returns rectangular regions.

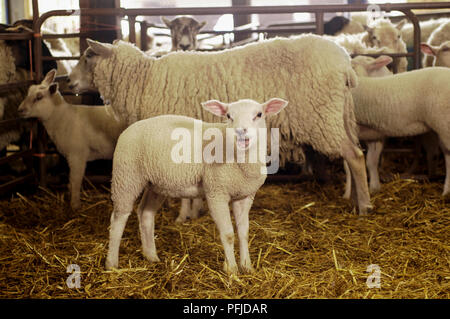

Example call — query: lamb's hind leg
[137,187,165,262]
[366,140,384,193]
[106,178,145,270]
[341,139,372,216]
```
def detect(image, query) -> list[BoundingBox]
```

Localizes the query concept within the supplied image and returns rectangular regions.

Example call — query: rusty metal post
[315,12,324,35]
[128,15,136,44]
[140,20,149,51]
[401,9,421,69]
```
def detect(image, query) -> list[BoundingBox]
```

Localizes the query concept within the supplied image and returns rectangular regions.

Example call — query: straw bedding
[0,155,449,299]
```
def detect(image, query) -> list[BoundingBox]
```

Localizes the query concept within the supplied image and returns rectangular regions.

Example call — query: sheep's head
[18,69,59,120]
[202,98,288,151]
[364,19,407,54]
[162,15,206,51]
[67,44,103,94]
[421,41,450,68]
[351,55,393,77]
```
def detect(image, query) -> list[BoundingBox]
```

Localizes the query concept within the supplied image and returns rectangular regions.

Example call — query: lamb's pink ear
[202,100,228,117]
[263,98,288,116]
[42,69,57,86]
[368,55,393,71]
[421,43,436,56]
[87,38,113,57]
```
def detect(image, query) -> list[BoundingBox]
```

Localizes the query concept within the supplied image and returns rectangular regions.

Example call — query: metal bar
[127,15,136,44]
[315,12,324,35]
[140,20,149,51]
[0,149,33,166]
[0,173,35,194]
[0,80,35,92]
[401,9,422,69]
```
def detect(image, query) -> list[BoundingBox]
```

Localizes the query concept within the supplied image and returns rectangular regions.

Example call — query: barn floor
[0,164,449,298]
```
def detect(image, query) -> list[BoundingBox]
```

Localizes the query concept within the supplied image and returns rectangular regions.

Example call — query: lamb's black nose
[179,44,190,51]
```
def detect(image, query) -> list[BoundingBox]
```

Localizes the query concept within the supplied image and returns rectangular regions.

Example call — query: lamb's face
[366,20,407,54]
[162,16,206,51]
[17,83,57,120]
[18,69,58,120]
[435,42,450,67]
[202,98,288,150]
[351,55,393,77]
[421,41,450,67]
[67,47,99,94]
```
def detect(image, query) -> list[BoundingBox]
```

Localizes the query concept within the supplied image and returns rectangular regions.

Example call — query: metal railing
[1,2,450,192]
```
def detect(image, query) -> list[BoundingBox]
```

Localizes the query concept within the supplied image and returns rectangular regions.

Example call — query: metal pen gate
[1,1,450,192]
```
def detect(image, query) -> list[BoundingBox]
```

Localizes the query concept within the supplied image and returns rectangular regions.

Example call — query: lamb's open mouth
[236,136,251,149]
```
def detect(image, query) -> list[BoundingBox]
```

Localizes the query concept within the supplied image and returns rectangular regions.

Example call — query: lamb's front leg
[206,195,238,274]
[232,195,255,273]
[67,156,87,210]
[366,140,384,193]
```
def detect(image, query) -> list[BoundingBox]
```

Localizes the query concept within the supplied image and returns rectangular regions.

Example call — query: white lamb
[400,18,449,49]
[17,69,126,209]
[421,41,450,67]
[68,35,373,215]
[349,67,450,197]
[106,98,288,273]
[422,20,450,67]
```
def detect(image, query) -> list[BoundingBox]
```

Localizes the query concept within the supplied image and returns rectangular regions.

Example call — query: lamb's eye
[256,112,262,118]
[35,94,43,102]
[226,113,233,121]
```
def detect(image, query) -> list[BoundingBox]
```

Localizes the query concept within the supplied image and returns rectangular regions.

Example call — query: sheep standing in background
[422,20,450,67]
[106,98,288,273]
[68,35,373,215]
[17,70,126,209]
[361,19,408,73]
[161,15,206,51]
[400,18,449,50]
[421,40,450,67]
[350,67,450,197]
[343,55,393,198]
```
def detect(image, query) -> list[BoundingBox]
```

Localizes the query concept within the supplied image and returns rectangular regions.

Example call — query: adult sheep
[68,35,373,215]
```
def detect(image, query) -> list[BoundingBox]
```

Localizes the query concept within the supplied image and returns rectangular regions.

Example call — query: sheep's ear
[263,98,288,116]
[161,17,172,28]
[368,55,393,71]
[42,69,57,86]
[396,19,407,30]
[202,100,228,117]
[363,25,374,35]
[86,38,112,57]
[196,21,207,31]
[420,43,437,56]
[48,83,58,95]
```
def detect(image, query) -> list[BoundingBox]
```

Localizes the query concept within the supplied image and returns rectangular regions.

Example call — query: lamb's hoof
[175,216,187,223]
[358,205,373,218]
[342,192,351,200]
[71,201,81,211]
[223,262,238,275]
[369,185,381,194]
[240,264,255,274]
[144,252,160,263]
[105,259,118,270]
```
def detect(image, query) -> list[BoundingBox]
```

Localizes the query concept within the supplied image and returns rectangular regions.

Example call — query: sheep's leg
[106,180,144,270]
[366,140,384,193]
[206,195,238,274]
[341,140,372,216]
[67,157,87,210]
[343,160,351,199]
[190,198,203,219]
[232,195,254,273]
[423,132,440,178]
[176,199,192,223]
[439,138,450,196]
[137,187,165,263]
[443,150,450,196]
